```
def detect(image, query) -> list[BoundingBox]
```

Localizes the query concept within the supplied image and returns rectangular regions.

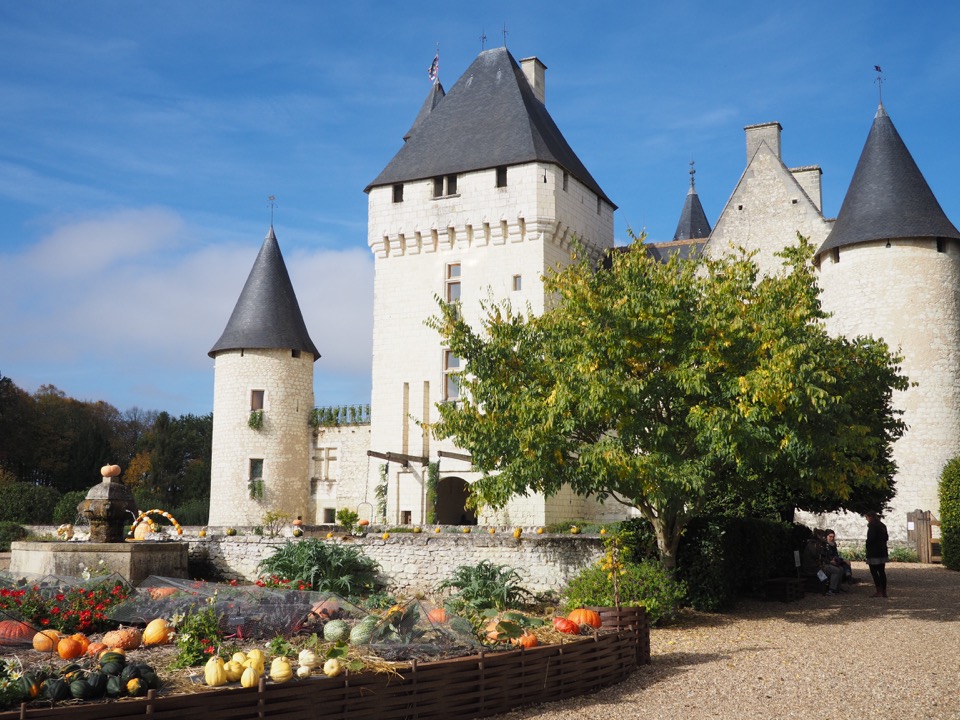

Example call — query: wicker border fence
[0,608,649,720]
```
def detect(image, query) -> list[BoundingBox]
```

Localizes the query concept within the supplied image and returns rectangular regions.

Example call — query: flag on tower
[428,54,439,84]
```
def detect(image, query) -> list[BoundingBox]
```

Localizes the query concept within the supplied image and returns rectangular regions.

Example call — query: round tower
[815,104,960,538]
[208,227,319,526]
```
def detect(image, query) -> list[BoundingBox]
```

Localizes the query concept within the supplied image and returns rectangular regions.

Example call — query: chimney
[520,56,547,104]
[791,166,823,212]
[744,122,782,164]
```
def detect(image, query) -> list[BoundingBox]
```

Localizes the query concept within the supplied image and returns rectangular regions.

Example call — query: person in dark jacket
[864,512,889,598]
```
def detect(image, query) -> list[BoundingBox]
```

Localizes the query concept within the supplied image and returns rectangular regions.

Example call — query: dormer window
[432,175,458,198]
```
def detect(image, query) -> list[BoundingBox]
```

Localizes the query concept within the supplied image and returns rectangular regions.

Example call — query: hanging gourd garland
[129,509,184,538]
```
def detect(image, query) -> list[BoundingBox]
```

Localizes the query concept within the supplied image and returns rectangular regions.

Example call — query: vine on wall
[311,404,371,427]
[426,462,439,524]
[376,463,388,523]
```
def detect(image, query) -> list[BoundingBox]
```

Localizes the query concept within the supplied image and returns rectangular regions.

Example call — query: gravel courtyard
[495,562,959,720]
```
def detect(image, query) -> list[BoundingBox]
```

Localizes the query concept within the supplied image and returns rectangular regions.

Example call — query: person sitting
[800,529,844,595]
[824,529,856,584]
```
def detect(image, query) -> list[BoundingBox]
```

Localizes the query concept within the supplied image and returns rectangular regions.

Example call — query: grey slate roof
[209,227,320,360]
[673,186,712,240]
[646,238,707,263]
[817,104,960,256]
[403,82,445,141]
[366,47,615,208]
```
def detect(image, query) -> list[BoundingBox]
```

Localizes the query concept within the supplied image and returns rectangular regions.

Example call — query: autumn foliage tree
[430,236,907,569]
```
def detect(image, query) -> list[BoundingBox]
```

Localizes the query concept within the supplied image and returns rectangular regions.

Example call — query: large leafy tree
[430,236,907,569]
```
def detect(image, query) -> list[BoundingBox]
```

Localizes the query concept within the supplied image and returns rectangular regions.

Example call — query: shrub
[675,516,796,611]
[0,482,61,524]
[257,539,381,596]
[52,490,88,525]
[840,543,866,562]
[0,522,27,551]
[940,456,960,571]
[562,559,685,626]
[615,516,660,562]
[170,498,209,526]
[436,560,532,613]
[336,508,359,532]
[889,546,919,563]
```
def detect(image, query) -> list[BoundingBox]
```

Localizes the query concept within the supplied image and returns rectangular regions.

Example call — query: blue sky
[2,2,959,417]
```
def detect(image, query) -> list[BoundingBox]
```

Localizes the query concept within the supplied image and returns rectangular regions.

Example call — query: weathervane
[480,28,487,51]
[502,23,508,48]
[268,195,277,226]
[689,160,696,191]
[874,65,884,104]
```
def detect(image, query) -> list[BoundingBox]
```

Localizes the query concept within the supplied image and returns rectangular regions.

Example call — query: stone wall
[189,529,604,596]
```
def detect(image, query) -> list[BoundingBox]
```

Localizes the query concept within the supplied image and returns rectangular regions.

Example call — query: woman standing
[864,512,889,598]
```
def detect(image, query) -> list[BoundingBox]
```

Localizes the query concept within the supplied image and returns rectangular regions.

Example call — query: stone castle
[207,47,960,540]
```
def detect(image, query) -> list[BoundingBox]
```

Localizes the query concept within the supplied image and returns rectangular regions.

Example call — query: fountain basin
[9,541,188,586]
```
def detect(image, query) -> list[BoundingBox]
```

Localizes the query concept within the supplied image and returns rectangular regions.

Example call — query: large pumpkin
[0,619,34,645]
[552,616,579,635]
[143,618,172,646]
[511,630,539,649]
[101,464,122,477]
[427,607,448,624]
[57,636,84,660]
[567,607,602,628]
[102,627,143,650]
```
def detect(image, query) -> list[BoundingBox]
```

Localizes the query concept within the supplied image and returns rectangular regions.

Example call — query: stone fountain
[8,465,189,585]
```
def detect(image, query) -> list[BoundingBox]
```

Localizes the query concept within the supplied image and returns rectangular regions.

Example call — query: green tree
[430,236,907,569]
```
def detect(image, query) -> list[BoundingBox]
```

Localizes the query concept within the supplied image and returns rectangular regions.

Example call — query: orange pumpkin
[511,630,539,649]
[0,619,34,646]
[427,607,448,624]
[567,607,602,628]
[147,586,177,600]
[143,618,172,646]
[100,464,121,477]
[102,627,142,650]
[86,641,108,657]
[69,633,90,654]
[32,629,62,652]
[57,636,84,660]
[552,616,579,635]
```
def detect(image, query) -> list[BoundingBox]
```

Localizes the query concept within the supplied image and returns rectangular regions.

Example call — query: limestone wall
[188,531,604,595]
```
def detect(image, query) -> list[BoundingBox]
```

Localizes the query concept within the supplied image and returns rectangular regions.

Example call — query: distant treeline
[0,373,210,525]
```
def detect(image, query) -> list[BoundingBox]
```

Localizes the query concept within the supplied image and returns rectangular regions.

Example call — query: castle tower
[363,47,617,526]
[208,227,319,526]
[814,104,960,537]
[646,164,712,261]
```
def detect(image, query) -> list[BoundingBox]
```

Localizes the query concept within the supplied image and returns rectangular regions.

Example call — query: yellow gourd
[270,657,293,683]
[224,660,245,682]
[245,648,265,666]
[240,665,260,689]
[322,658,343,677]
[232,651,247,665]
[204,656,227,687]
[143,618,172,646]
[297,665,312,679]
[297,649,319,669]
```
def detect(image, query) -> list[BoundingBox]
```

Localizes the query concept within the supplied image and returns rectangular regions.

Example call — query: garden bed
[0,608,648,720]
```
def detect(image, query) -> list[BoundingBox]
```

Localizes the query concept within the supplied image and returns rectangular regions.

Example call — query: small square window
[251,390,265,411]
[250,458,264,480]
[496,166,507,188]
[392,184,403,203]
[400,510,412,525]
[512,275,522,291]
[323,508,336,524]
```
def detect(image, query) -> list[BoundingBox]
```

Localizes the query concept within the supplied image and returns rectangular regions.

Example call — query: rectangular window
[446,263,461,303]
[250,390,265,411]
[596,195,602,215]
[496,166,507,188]
[316,446,338,481]
[400,510,412,525]
[392,184,404,203]
[447,174,457,195]
[512,274,522,291]
[323,508,336,524]
[832,247,840,263]
[433,177,444,198]
[937,238,946,253]
[432,175,458,198]
[250,458,264,480]
[444,350,461,401]
[562,172,569,191]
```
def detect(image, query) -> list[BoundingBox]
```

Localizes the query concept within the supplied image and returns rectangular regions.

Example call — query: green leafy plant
[426,462,439,524]
[562,558,686,626]
[0,522,27,552]
[840,544,867,562]
[336,508,359,532]
[0,657,27,709]
[257,538,381,596]
[436,560,532,615]
[170,597,225,668]
[940,456,960,570]
[889,546,919,563]
[248,410,264,430]
[248,478,264,501]
[376,465,388,523]
[261,511,290,537]
[267,634,296,658]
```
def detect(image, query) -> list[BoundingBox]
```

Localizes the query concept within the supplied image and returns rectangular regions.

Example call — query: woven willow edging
[1,608,649,720]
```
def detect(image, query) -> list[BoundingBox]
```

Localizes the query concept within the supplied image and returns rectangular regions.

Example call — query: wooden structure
[907,509,942,563]
[0,608,649,720]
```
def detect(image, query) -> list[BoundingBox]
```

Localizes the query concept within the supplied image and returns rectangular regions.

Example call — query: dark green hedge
[675,516,798,611]
[0,522,28,551]
[0,482,61,524]
[940,457,960,571]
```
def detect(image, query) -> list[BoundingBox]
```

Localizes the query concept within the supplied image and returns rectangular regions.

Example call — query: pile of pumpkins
[483,607,604,648]
[20,644,160,702]
[203,648,343,688]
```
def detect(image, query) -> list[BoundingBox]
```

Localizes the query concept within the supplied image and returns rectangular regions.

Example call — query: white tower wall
[209,348,314,526]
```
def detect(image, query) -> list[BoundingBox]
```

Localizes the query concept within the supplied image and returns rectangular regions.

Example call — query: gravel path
[494,563,960,720]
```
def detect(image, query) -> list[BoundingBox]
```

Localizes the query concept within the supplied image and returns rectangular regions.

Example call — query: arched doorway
[434,476,476,525]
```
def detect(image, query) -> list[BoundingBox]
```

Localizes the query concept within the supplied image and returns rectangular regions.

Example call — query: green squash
[85,671,108,698]
[323,619,349,643]
[42,677,71,702]
[69,679,94,700]
[106,675,125,697]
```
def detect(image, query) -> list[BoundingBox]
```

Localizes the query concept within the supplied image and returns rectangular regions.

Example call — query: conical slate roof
[673,177,711,241]
[209,227,320,360]
[817,104,960,256]
[366,47,615,208]
[403,81,445,141]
